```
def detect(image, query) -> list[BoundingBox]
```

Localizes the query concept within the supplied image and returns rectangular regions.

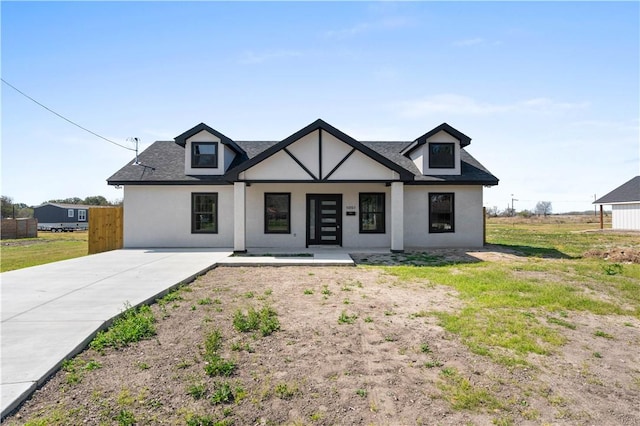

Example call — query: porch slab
[216,247,390,266]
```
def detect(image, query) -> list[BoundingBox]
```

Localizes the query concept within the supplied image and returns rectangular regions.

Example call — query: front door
[306,194,342,246]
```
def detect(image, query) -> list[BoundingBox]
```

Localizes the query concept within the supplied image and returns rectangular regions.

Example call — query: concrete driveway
[1,248,232,418]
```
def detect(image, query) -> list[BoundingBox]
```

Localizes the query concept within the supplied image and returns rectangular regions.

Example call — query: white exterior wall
[245,183,391,248]
[404,185,484,248]
[409,149,424,174]
[244,151,311,180]
[123,185,234,247]
[122,183,487,249]
[612,203,640,230]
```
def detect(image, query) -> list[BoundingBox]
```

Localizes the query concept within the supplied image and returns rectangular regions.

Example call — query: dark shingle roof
[594,176,640,204]
[108,135,499,186]
[362,142,498,185]
[107,141,231,185]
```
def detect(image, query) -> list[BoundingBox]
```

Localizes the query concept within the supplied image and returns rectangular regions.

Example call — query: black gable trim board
[174,122,247,157]
[107,119,498,186]
[401,122,472,157]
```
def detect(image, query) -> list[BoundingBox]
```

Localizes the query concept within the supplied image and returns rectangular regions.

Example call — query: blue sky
[2,1,638,213]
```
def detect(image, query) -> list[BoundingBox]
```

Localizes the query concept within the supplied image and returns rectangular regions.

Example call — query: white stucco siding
[404,185,484,248]
[321,133,357,178]
[287,131,320,178]
[328,151,398,180]
[244,183,391,248]
[224,145,237,171]
[612,203,640,230]
[409,150,424,174]
[184,130,225,176]
[123,185,234,247]
[244,151,313,180]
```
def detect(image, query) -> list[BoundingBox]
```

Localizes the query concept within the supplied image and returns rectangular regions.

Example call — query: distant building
[594,176,640,231]
[33,203,93,231]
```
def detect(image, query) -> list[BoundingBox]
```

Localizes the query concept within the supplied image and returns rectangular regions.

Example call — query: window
[191,142,218,168]
[192,193,218,233]
[429,193,454,233]
[359,193,385,233]
[68,209,74,218]
[265,193,290,233]
[429,143,455,169]
[78,210,87,221]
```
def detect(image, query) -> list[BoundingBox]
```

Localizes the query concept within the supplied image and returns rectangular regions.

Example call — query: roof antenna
[128,137,141,165]
[127,137,156,170]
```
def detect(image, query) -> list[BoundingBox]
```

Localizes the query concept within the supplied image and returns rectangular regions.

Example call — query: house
[107,119,499,252]
[594,176,640,231]
[34,203,93,231]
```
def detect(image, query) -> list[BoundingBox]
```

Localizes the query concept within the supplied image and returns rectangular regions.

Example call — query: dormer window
[429,143,454,169]
[192,142,218,168]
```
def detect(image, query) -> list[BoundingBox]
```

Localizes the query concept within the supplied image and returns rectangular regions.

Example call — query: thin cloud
[238,49,303,65]
[452,37,502,47]
[397,94,590,117]
[324,17,413,39]
[453,38,486,47]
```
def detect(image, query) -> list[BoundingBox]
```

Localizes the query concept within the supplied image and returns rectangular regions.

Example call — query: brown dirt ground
[583,247,640,264]
[5,259,640,426]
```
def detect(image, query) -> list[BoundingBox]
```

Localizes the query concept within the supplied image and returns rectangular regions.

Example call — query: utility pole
[511,194,518,216]
[594,194,597,216]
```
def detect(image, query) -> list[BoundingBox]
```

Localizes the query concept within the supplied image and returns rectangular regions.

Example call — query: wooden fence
[88,207,123,254]
[1,218,38,239]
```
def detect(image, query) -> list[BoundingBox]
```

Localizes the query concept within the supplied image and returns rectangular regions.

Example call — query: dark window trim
[428,192,455,233]
[191,141,219,169]
[359,192,386,234]
[191,192,218,234]
[264,192,291,234]
[428,142,455,169]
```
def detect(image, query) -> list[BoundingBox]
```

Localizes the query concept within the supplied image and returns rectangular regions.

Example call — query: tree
[45,196,114,206]
[502,207,516,217]
[83,195,110,206]
[535,201,552,217]
[16,206,34,218]
[485,206,500,217]
[46,197,84,205]
[1,195,14,219]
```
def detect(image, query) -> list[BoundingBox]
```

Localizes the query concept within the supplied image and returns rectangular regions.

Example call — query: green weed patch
[437,367,502,411]
[90,304,156,351]
[233,306,280,336]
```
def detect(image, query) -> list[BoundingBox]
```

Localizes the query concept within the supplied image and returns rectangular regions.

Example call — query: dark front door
[307,194,342,246]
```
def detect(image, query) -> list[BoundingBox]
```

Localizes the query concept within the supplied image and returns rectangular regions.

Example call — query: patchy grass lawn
[1,232,88,272]
[4,216,640,425]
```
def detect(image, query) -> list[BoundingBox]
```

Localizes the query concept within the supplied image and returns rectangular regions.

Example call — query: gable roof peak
[173,122,246,155]
[401,122,472,156]
[225,118,413,181]
[420,123,471,145]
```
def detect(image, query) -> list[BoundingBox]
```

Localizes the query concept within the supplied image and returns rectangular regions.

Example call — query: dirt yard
[6,263,640,426]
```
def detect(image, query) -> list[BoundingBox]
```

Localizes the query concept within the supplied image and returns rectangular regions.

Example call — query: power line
[1,78,135,152]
